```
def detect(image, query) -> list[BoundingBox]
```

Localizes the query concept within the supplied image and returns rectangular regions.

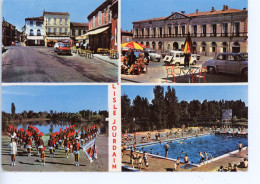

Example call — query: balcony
[46,32,69,36]
[133,32,248,39]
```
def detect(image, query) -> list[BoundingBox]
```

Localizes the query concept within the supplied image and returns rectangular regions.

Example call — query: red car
[11,42,16,46]
[57,43,71,55]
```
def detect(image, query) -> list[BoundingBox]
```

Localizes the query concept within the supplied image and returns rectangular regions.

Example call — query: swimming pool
[137,134,248,164]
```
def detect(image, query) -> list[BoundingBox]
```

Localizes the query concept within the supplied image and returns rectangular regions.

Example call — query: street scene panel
[121,85,248,172]
[2,0,118,83]
[121,0,248,83]
[2,85,109,171]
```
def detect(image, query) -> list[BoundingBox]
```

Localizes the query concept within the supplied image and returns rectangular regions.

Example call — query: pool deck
[122,130,248,172]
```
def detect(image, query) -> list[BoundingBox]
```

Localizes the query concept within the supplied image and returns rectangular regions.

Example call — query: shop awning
[76,35,88,40]
[75,26,110,40]
[27,36,44,40]
[47,37,70,40]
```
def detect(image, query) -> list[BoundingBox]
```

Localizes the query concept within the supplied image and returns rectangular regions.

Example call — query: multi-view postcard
[2,0,118,83]
[121,0,248,83]
[1,0,251,181]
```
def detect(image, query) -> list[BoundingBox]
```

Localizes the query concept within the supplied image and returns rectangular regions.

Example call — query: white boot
[13,162,15,166]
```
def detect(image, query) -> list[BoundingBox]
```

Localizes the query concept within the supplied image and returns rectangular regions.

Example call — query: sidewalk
[94,54,119,66]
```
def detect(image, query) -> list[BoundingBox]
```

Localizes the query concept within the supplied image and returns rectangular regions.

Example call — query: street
[121,56,248,83]
[2,43,118,82]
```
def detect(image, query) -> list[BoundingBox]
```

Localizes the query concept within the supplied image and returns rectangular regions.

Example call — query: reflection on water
[13,120,93,134]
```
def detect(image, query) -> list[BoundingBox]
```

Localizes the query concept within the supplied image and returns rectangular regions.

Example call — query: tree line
[2,102,108,131]
[122,86,248,132]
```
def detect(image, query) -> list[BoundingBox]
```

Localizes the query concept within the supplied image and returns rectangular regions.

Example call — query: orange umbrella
[121,42,146,50]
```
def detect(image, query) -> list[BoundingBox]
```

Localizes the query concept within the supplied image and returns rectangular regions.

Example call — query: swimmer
[190,142,193,144]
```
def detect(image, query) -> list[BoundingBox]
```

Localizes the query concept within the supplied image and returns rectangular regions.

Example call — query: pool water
[138,134,248,164]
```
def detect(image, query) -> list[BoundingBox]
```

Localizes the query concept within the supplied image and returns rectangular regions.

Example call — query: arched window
[173,42,179,50]
[201,41,206,52]
[211,42,217,52]
[222,42,228,53]
[193,41,197,53]
[146,42,150,48]
[152,41,156,49]
[37,29,41,36]
[232,42,240,53]
[30,29,34,36]
[141,41,144,45]
[158,41,162,50]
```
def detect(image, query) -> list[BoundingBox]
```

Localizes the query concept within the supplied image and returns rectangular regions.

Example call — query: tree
[11,102,16,118]
[121,94,133,132]
[151,86,166,129]
[164,86,179,128]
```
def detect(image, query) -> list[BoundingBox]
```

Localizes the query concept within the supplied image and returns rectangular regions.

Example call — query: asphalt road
[2,44,118,82]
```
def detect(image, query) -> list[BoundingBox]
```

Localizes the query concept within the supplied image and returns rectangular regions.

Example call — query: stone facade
[121,30,133,43]
[133,5,248,56]
[87,0,118,52]
[70,22,89,42]
[2,19,16,46]
[43,11,70,46]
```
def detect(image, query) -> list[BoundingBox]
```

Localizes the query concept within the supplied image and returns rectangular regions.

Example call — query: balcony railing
[46,32,69,36]
[133,32,248,39]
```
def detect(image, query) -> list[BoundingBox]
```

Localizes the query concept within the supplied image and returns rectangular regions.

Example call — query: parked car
[144,48,162,62]
[47,41,55,47]
[57,43,71,55]
[54,42,61,52]
[239,52,248,60]
[163,50,197,66]
[11,42,16,46]
[192,54,200,60]
[202,53,248,80]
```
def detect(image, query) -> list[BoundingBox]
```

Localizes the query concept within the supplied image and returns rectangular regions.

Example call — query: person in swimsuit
[238,142,243,153]
[184,154,190,164]
[175,157,180,171]
[143,151,149,171]
[199,152,205,165]
[165,143,169,158]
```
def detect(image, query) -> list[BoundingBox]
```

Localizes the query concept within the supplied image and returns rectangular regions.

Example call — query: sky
[2,0,105,31]
[121,85,248,106]
[122,0,248,31]
[2,85,108,113]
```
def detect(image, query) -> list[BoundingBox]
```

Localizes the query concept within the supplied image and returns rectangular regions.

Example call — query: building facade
[25,16,45,46]
[2,19,16,46]
[121,30,133,43]
[133,5,248,56]
[43,11,70,46]
[87,0,118,52]
[70,22,89,42]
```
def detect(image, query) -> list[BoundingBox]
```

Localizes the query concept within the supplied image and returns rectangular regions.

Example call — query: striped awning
[47,37,70,40]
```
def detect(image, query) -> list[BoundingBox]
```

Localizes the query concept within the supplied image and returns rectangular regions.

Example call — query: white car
[163,50,197,66]
[54,42,61,52]
[145,49,162,62]
[202,53,248,80]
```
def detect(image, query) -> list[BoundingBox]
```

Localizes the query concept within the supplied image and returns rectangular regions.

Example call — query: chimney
[181,11,185,14]
[223,5,226,11]
[226,5,229,10]
[211,7,215,12]
[243,8,247,10]
[196,9,199,13]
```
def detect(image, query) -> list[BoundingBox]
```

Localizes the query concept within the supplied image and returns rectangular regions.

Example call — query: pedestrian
[73,139,81,166]
[184,53,191,67]
[143,151,149,171]
[41,147,46,166]
[8,138,17,166]
[26,137,32,157]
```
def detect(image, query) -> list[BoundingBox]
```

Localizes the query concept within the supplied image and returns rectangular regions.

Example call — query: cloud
[2,89,38,96]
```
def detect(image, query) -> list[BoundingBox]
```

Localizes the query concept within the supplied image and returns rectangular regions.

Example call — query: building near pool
[24,16,45,46]
[43,11,70,46]
[86,0,118,52]
[132,5,248,56]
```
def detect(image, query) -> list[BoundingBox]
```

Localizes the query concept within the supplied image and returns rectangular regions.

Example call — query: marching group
[7,124,99,167]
